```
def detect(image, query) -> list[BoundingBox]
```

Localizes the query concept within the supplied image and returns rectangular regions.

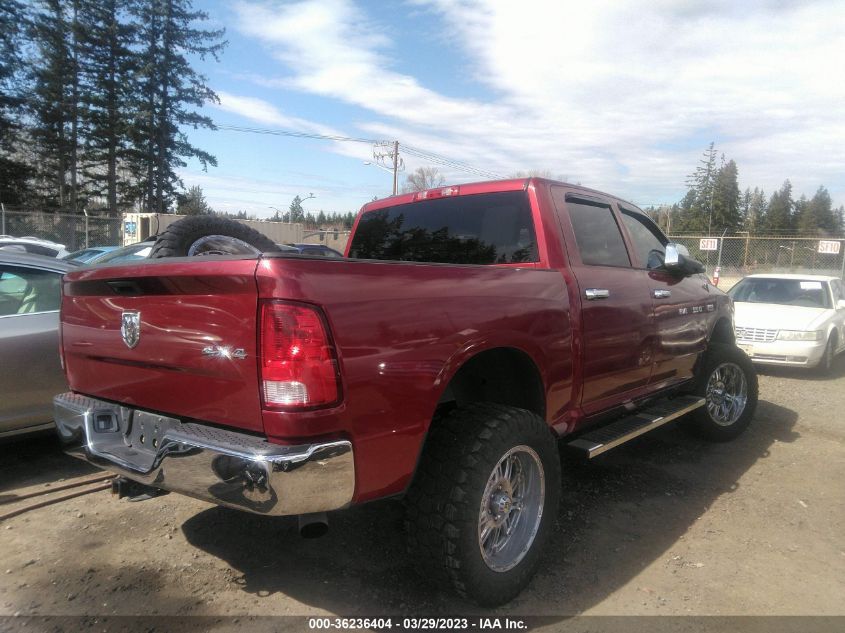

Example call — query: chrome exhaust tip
[298,512,329,538]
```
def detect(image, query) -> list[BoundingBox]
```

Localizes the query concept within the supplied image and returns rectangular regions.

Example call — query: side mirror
[664,243,680,268]
[663,242,705,277]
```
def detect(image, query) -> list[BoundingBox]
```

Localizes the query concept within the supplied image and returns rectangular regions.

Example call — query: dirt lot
[1,361,844,622]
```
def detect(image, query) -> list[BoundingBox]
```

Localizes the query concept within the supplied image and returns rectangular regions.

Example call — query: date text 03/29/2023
[307,617,528,630]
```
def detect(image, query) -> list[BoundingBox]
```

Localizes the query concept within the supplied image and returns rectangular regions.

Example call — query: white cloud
[231,0,845,207]
[214,90,343,137]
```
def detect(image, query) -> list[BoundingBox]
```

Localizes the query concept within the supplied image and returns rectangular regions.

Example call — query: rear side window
[0,265,62,316]
[620,207,666,269]
[348,191,538,265]
[565,199,630,267]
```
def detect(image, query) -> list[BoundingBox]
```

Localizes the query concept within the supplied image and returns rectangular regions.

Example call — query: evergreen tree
[289,195,305,223]
[130,0,225,212]
[676,142,718,233]
[674,189,701,232]
[711,158,741,232]
[0,0,32,205]
[789,186,841,236]
[175,184,211,215]
[794,195,814,235]
[745,187,767,234]
[765,180,794,233]
[29,0,75,209]
[78,0,137,212]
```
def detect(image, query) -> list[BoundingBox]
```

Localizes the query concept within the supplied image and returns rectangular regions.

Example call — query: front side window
[565,199,630,267]
[620,207,666,269]
[348,191,538,265]
[0,266,62,316]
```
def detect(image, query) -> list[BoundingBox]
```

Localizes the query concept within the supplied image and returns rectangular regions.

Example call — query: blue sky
[181,0,845,218]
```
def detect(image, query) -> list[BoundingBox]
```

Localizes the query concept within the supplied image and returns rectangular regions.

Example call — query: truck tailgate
[61,258,264,433]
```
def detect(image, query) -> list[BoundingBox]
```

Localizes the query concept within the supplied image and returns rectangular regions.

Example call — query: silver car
[0,252,76,438]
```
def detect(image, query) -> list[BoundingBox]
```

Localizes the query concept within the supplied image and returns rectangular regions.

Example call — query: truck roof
[360,177,645,215]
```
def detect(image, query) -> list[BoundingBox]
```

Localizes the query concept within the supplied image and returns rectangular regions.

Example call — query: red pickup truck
[54,178,757,605]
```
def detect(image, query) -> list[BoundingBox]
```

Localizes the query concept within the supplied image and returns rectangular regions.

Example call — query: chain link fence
[669,234,845,290]
[1,207,123,252]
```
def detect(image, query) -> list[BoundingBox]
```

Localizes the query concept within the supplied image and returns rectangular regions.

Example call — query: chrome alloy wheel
[187,235,262,257]
[478,445,545,572]
[705,362,748,426]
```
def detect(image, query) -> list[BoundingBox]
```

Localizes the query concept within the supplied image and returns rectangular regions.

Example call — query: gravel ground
[1,360,844,622]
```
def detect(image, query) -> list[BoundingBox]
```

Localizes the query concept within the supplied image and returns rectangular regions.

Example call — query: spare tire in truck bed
[150,215,280,258]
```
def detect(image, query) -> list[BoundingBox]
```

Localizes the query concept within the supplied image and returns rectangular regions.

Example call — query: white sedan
[728,274,845,372]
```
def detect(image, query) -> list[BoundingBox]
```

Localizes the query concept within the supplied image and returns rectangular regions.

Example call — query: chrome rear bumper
[53,392,355,516]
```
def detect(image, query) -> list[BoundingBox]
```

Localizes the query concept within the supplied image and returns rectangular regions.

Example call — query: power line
[216,124,383,145]
[402,144,504,179]
[217,124,503,180]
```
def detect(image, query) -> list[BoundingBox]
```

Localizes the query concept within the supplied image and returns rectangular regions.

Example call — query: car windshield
[729,278,831,309]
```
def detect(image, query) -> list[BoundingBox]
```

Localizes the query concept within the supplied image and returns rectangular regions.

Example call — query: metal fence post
[840,241,845,280]
[84,209,89,248]
[1,202,5,235]
[716,229,727,270]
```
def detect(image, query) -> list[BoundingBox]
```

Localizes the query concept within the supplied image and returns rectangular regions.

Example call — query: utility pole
[372,142,404,196]
[392,140,399,196]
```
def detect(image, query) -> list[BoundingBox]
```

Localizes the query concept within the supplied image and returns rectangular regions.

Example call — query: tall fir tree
[78,0,137,212]
[745,187,767,234]
[29,0,75,209]
[765,180,794,233]
[130,0,225,213]
[711,158,741,232]
[676,142,718,232]
[0,0,32,205]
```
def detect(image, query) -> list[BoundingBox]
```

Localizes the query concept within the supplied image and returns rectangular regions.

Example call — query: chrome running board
[567,395,705,459]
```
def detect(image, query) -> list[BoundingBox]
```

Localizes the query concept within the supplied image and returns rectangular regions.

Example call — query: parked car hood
[734,302,829,331]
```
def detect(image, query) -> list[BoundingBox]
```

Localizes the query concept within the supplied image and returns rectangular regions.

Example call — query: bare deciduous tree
[402,167,445,193]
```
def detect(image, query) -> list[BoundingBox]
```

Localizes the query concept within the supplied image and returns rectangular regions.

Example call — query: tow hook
[111,477,168,502]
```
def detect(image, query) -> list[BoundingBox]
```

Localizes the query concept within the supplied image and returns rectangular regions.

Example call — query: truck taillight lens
[259,301,341,409]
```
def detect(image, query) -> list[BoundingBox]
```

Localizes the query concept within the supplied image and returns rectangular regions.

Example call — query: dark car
[0,252,76,438]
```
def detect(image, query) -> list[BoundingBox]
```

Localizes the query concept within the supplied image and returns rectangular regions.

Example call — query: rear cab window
[347,191,538,265]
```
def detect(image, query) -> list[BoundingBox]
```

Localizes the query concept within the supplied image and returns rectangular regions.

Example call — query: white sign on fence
[699,238,719,251]
[817,240,841,255]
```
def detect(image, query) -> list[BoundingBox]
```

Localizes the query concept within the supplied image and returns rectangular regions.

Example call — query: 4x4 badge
[121,311,141,349]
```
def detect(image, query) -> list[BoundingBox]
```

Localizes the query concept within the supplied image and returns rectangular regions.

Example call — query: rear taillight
[259,301,341,410]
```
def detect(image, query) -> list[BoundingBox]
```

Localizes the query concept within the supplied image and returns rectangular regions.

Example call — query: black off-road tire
[683,343,758,442]
[404,403,560,606]
[150,215,279,258]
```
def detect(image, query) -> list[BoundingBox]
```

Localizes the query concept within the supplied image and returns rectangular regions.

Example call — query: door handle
[652,289,671,299]
[585,288,610,300]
